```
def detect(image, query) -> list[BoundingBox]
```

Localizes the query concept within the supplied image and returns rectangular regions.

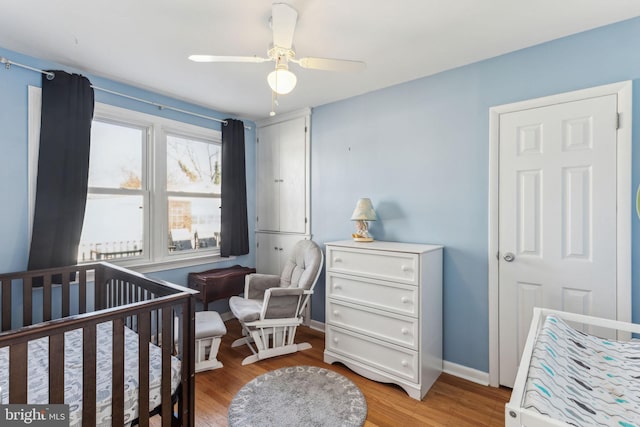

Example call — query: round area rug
[228,365,367,427]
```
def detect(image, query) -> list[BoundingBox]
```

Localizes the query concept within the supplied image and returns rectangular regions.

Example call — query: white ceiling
[1,1,639,122]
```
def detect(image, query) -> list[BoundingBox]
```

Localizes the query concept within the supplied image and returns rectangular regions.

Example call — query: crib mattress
[523,315,640,426]
[0,322,181,427]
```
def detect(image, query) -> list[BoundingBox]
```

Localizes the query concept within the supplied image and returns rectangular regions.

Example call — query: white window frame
[28,87,229,273]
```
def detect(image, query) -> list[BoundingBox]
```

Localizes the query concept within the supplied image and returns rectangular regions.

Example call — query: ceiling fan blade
[271,2,298,49]
[188,55,270,63]
[296,57,366,72]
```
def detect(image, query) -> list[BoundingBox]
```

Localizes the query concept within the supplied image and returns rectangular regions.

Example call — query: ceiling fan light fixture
[267,67,297,95]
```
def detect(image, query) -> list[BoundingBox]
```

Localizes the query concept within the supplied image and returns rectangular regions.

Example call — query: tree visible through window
[77,103,222,265]
[167,134,221,252]
[79,119,145,261]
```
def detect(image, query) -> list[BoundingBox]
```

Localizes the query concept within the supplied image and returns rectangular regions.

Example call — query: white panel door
[498,94,618,387]
[256,124,280,231]
[255,232,280,274]
[278,116,307,233]
[256,232,307,275]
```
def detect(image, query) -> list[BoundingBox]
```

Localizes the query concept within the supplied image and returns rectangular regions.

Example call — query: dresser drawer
[327,273,418,317]
[327,247,419,285]
[327,300,418,349]
[326,325,418,382]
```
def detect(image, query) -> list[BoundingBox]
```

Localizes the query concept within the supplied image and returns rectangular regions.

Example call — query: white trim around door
[487,81,632,387]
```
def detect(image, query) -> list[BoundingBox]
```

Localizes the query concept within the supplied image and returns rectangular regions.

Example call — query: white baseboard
[443,361,490,386]
[308,319,325,332]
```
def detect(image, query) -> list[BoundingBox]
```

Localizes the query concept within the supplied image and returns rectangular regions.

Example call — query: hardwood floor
[187,319,512,426]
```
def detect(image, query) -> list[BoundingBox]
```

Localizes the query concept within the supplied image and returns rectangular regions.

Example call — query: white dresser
[324,240,443,400]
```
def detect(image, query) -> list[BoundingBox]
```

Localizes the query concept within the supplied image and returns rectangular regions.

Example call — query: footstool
[195,311,227,372]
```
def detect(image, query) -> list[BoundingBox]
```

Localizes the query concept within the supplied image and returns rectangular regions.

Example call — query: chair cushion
[245,273,280,299]
[280,240,323,290]
[229,296,263,323]
[195,311,227,339]
[263,288,304,319]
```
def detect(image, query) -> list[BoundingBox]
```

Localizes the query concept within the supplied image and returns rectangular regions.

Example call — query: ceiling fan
[189,2,366,98]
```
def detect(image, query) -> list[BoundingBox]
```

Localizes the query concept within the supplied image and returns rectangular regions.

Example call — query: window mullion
[150,123,165,261]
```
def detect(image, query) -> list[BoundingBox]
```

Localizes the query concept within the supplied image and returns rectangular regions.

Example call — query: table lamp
[351,198,377,242]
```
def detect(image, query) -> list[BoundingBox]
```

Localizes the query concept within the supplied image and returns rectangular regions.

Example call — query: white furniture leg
[195,311,227,373]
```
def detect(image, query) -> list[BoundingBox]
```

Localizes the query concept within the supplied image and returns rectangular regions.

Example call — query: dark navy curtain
[28,71,94,273]
[220,118,249,257]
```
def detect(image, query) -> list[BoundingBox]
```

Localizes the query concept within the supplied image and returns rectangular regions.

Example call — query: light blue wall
[2,17,640,375]
[0,47,257,296]
[311,17,640,373]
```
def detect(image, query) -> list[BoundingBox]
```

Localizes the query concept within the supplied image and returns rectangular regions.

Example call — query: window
[28,91,223,270]
[77,103,222,268]
[166,134,222,253]
[79,118,146,262]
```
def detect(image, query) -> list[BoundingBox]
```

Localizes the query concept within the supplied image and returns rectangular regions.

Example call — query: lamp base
[352,236,374,242]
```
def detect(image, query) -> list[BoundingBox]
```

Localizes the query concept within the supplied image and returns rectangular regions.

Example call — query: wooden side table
[188,265,256,309]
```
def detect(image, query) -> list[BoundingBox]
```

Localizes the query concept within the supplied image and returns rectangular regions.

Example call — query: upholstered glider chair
[229,240,324,365]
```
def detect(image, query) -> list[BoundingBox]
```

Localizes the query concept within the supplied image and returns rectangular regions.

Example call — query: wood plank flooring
[179,319,511,426]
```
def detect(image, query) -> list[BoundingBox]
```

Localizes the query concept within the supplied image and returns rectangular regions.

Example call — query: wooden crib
[0,262,197,427]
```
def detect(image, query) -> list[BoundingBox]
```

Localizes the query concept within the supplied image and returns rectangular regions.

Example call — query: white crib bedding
[0,322,181,427]
[523,315,640,426]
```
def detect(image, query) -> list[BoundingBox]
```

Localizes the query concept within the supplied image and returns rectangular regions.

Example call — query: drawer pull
[333,284,342,290]
[401,328,409,335]
[333,257,343,263]
[401,265,411,272]
[401,360,409,367]
[401,297,411,304]
[333,310,340,317]
[333,337,339,344]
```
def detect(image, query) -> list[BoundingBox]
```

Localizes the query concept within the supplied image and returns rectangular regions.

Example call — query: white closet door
[278,116,307,233]
[256,124,280,231]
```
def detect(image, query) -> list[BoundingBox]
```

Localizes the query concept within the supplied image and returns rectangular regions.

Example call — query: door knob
[503,252,515,262]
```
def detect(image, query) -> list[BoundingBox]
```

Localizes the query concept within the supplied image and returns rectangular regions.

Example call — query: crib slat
[62,274,70,317]
[106,281,111,309]
[43,275,52,322]
[82,324,96,427]
[126,282,132,328]
[49,333,65,403]
[117,279,122,306]
[138,312,151,427]
[161,307,172,426]
[2,279,11,331]
[180,299,195,427]
[9,342,27,403]
[94,266,105,310]
[155,308,160,346]
[112,318,125,426]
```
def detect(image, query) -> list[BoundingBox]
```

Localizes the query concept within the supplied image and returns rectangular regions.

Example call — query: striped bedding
[0,322,181,427]
[523,315,640,426]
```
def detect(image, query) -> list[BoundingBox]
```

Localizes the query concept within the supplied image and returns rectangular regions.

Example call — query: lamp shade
[267,68,297,95]
[351,198,377,221]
